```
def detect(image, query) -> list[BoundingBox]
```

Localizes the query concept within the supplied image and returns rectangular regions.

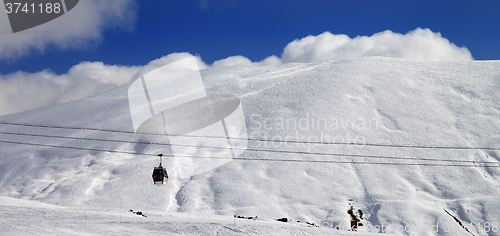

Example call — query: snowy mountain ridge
[1,57,500,235]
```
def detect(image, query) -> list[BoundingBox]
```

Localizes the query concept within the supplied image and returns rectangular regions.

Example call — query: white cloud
[213,55,254,67]
[0,53,206,116]
[136,53,208,77]
[0,28,474,116]
[212,28,472,69]
[0,0,138,59]
[0,62,140,116]
[281,28,473,62]
[212,55,281,67]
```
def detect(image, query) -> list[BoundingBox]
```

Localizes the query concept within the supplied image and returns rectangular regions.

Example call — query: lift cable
[1,121,499,151]
[0,139,499,168]
[1,131,499,164]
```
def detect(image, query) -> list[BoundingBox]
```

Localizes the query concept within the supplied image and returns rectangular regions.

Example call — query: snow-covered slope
[1,57,499,235]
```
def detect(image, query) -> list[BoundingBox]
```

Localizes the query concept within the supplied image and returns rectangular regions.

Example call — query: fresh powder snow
[1,57,499,235]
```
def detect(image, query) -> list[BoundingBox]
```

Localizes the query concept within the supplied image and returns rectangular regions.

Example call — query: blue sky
[1,0,499,74]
